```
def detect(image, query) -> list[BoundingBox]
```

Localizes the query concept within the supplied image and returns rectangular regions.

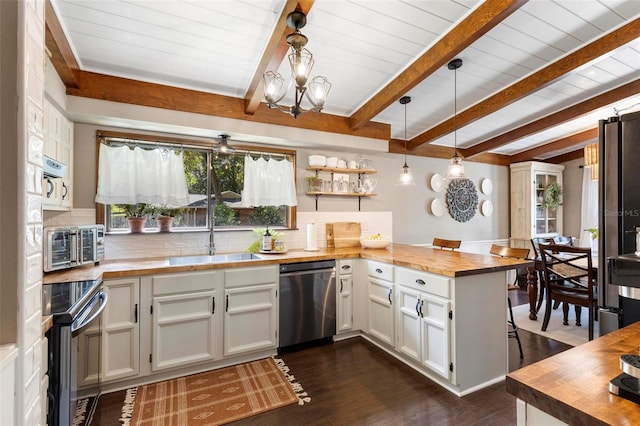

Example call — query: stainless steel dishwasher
[279,259,336,348]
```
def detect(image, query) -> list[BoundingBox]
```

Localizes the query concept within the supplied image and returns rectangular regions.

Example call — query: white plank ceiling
[50,0,640,159]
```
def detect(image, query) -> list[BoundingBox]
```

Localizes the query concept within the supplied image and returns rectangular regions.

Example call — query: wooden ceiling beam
[389,139,511,166]
[67,71,390,140]
[462,78,640,158]
[244,0,315,115]
[44,0,80,88]
[544,148,585,164]
[509,128,598,163]
[407,17,640,151]
[348,0,527,131]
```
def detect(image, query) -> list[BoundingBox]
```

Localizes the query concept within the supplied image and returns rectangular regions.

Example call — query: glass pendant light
[447,58,465,180]
[396,96,415,186]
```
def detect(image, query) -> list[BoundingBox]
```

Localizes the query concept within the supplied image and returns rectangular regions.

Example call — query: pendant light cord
[454,65,457,154]
[404,99,408,162]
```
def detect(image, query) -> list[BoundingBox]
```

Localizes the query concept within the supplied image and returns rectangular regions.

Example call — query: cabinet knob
[376,268,383,274]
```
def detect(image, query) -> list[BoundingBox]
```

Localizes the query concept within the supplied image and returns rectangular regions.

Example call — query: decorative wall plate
[481,178,493,195]
[446,178,478,222]
[430,173,444,193]
[481,200,494,217]
[431,198,445,217]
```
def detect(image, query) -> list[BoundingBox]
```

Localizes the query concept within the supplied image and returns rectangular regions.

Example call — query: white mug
[348,160,358,169]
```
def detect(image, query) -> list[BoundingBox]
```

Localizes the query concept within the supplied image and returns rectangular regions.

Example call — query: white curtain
[241,155,297,207]
[95,144,190,207]
[579,167,598,249]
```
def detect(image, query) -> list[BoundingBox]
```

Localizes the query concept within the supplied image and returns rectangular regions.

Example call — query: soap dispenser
[261,227,272,252]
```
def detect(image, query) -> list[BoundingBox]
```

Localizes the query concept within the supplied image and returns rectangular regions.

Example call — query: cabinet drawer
[225,265,278,288]
[337,259,354,275]
[396,267,450,299]
[367,260,394,282]
[152,271,221,295]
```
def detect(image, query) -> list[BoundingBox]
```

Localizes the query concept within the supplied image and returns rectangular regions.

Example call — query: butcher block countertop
[43,243,532,284]
[506,321,640,425]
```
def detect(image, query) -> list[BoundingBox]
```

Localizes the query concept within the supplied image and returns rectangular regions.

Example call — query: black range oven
[43,279,108,426]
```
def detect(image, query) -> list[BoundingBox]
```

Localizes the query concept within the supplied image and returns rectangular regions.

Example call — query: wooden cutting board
[326,222,361,248]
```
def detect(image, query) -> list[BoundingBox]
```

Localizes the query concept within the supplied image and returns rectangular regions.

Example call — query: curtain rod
[101,136,291,160]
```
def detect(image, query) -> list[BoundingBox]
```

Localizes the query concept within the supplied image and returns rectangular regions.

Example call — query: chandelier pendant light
[263,11,331,119]
[396,96,415,186]
[447,58,465,180]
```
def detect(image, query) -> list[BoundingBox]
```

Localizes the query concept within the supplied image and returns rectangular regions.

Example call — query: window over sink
[95,130,297,233]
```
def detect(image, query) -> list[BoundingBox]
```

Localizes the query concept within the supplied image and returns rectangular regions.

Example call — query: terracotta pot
[157,216,173,232]
[127,217,146,233]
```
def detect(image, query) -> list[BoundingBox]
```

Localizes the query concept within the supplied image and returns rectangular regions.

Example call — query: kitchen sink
[168,253,262,265]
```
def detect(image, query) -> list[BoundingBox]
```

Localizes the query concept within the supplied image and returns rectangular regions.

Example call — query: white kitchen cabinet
[42,99,74,210]
[366,260,395,346]
[150,271,223,372]
[336,259,354,333]
[101,277,140,383]
[395,267,451,379]
[510,161,564,249]
[224,266,278,357]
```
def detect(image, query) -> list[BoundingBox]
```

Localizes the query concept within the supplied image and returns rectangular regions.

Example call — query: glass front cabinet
[510,161,564,250]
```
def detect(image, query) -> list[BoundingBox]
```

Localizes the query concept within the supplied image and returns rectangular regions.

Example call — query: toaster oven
[43,225,105,272]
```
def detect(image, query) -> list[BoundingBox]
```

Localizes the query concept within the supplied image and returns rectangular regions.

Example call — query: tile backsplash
[46,209,392,260]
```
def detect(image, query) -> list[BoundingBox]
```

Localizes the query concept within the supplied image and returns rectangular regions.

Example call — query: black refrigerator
[598,110,640,335]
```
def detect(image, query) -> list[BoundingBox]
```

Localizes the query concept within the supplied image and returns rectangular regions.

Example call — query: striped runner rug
[121,357,309,425]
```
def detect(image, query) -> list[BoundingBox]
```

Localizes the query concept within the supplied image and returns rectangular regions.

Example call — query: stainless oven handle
[70,231,78,263]
[71,291,108,334]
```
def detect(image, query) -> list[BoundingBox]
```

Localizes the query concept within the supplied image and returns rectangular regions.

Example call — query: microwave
[43,225,105,272]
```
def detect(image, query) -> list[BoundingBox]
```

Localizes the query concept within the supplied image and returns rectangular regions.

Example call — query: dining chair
[489,244,530,359]
[539,244,597,341]
[432,238,461,251]
[530,237,555,311]
[553,235,574,246]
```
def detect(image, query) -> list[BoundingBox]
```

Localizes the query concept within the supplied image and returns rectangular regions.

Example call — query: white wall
[295,147,509,244]
[69,122,510,248]
[1,0,46,423]
[561,158,585,243]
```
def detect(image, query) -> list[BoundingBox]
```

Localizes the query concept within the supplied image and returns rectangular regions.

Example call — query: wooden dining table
[526,252,598,320]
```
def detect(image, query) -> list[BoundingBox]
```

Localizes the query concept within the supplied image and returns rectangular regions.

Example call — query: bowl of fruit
[360,233,391,249]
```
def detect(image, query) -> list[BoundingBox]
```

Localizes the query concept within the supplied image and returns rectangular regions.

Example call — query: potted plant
[154,206,183,232]
[585,227,599,255]
[304,175,323,192]
[121,203,149,233]
[247,228,284,253]
[541,182,563,209]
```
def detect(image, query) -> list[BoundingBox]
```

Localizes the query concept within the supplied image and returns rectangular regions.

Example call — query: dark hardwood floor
[91,287,571,425]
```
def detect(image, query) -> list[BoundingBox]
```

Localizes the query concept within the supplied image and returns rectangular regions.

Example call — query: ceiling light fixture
[215,134,235,154]
[263,11,331,119]
[446,58,465,180]
[396,96,415,186]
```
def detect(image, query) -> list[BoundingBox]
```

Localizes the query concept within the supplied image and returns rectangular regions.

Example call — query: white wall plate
[431,198,445,217]
[481,178,493,195]
[481,200,494,216]
[430,174,444,193]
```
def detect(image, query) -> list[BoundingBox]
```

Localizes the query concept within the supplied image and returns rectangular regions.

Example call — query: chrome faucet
[208,209,216,255]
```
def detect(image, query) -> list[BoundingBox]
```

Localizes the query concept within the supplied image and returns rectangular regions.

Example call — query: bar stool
[490,244,530,359]
[432,238,461,251]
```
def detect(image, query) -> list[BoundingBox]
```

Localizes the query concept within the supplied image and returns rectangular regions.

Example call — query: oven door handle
[71,291,108,334]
